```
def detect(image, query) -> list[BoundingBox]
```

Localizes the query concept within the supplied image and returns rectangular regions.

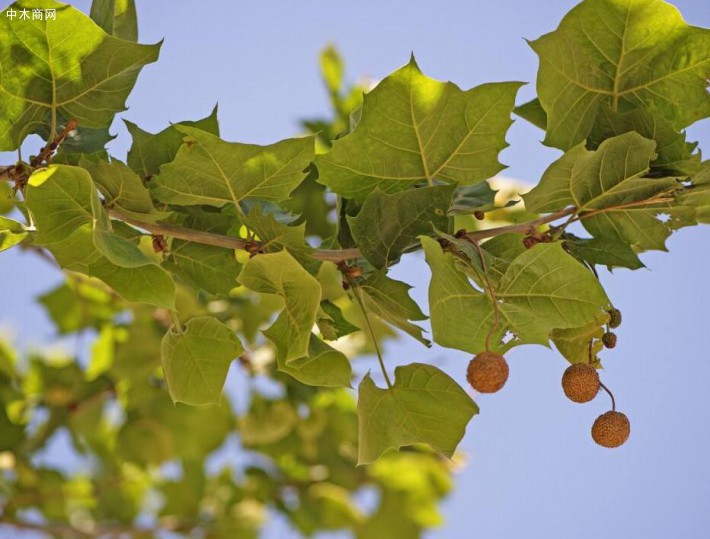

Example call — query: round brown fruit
[466,351,509,393]
[561,363,600,403]
[591,411,630,448]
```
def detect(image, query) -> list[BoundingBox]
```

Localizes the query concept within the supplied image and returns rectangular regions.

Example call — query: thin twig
[345,274,393,388]
[471,240,500,351]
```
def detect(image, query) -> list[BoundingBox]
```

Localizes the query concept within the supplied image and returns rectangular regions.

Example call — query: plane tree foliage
[0,0,708,536]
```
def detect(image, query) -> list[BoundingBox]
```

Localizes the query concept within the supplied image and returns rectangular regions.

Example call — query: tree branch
[110,207,575,263]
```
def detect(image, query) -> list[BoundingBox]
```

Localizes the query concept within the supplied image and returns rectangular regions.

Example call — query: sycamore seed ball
[467,351,509,393]
[592,411,630,448]
[561,363,600,403]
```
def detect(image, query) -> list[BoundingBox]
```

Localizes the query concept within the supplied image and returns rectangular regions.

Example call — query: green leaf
[90,0,138,42]
[359,271,430,346]
[449,182,515,215]
[496,243,611,344]
[80,157,169,223]
[513,98,547,130]
[550,312,610,365]
[161,317,244,406]
[38,279,117,334]
[239,397,298,446]
[317,300,359,341]
[317,57,522,200]
[321,45,344,94]
[524,132,659,213]
[0,216,27,252]
[0,0,160,151]
[242,206,320,274]
[26,166,175,307]
[588,107,701,176]
[348,186,454,269]
[152,126,315,208]
[524,132,684,251]
[125,105,220,179]
[564,236,644,270]
[165,210,241,297]
[357,363,477,464]
[421,236,500,354]
[274,334,352,388]
[238,251,321,362]
[86,324,116,381]
[530,0,710,149]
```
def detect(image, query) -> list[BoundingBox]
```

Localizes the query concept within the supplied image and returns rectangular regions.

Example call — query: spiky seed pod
[592,411,630,448]
[466,351,509,393]
[561,363,600,403]
[602,332,617,349]
[607,308,622,329]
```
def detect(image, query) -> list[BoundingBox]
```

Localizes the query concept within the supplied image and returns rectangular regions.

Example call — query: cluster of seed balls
[466,308,630,448]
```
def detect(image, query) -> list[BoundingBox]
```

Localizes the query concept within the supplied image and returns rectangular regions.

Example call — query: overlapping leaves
[530,0,710,149]
[0,0,160,151]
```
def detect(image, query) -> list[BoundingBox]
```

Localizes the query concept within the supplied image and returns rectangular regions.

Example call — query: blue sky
[1,1,709,538]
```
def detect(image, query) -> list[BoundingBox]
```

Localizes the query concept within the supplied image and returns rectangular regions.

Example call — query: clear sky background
[1,1,709,538]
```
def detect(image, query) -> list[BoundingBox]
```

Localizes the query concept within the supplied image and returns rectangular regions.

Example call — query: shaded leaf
[359,272,430,346]
[125,105,220,179]
[80,157,169,223]
[564,236,644,270]
[90,0,138,42]
[513,98,547,130]
[317,300,359,341]
[274,334,352,388]
[348,186,454,268]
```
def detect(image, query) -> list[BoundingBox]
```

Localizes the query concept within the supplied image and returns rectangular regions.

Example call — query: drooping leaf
[564,236,644,270]
[161,317,244,406]
[90,0,138,42]
[0,0,160,151]
[496,243,611,344]
[238,250,322,362]
[317,300,359,341]
[317,57,522,200]
[348,186,454,269]
[0,216,27,252]
[357,363,478,464]
[449,182,515,215]
[125,105,220,179]
[358,271,430,346]
[242,206,320,274]
[421,236,502,354]
[513,98,547,130]
[80,157,169,223]
[151,126,315,209]
[530,0,710,149]
[274,334,352,388]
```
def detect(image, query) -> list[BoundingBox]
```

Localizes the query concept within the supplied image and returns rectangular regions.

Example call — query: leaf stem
[171,311,185,335]
[471,240,500,351]
[346,274,393,389]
